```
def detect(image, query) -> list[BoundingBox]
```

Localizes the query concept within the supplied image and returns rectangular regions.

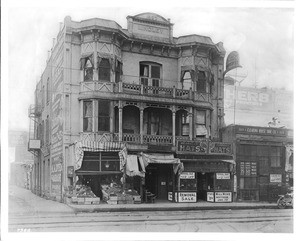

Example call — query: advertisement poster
[215,192,232,202]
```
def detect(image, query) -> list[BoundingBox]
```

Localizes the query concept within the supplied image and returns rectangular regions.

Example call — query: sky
[2,0,296,132]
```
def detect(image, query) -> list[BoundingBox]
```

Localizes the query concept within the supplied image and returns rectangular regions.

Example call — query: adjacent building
[29,13,235,203]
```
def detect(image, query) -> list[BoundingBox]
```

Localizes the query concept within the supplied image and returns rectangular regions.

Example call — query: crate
[132,195,141,202]
[71,197,78,203]
[117,200,127,204]
[77,197,85,204]
[109,196,118,201]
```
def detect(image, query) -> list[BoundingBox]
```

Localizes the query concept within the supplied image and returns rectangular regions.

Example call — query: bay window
[98,58,111,82]
[98,100,110,132]
[197,71,206,93]
[195,110,207,137]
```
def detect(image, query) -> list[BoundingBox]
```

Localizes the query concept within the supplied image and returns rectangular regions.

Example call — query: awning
[140,153,184,174]
[126,155,145,177]
[74,141,127,171]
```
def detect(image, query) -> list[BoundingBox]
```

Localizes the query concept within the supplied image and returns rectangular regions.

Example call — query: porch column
[189,107,193,140]
[140,108,144,144]
[172,110,176,145]
[118,101,123,142]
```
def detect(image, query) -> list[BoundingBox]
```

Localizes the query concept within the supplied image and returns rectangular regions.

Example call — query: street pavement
[8,185,278,214]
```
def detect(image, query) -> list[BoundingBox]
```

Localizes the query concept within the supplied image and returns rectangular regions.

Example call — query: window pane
[83,101,93,117]
[99,59,110,81]
[196,110,206,124]
[140,64,149,77]
[152,78,159,87]
[98,117,110,132]
[98,100,110,116]
[151,65,160,78]
[196,124,207,136]
[101,161,120,171]
[83,118,93,132]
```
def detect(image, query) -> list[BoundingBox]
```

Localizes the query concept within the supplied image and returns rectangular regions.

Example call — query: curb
[68,204,278,213]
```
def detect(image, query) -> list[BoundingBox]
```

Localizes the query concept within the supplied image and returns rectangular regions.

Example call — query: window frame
[98,58,111,82]
[83,101,93,132]
[98,100,110,132]
[139,62,161,87]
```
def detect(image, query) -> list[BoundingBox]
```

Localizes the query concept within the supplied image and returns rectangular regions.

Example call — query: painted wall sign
[236,126,286,137]
[215,192,232,202]
[180,172,195,179]
[209,142,232,155]
[216,173,230,179]
[177,140,208,154]
[207,192,214,202]
[270,174,282,183]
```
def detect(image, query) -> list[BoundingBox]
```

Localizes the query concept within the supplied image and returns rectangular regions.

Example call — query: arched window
[98,58,111,82]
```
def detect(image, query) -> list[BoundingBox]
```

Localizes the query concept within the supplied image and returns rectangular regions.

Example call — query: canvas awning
[74,141,127,171]
[140,153,184,174]
[126,155,145,177]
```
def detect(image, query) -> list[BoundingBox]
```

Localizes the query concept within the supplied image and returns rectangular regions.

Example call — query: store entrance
[145,163,172,200]
[197,173,214,201]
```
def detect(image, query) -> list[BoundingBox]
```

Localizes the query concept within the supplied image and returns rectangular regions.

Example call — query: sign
[236,126,287,137]
[168,192,197,202]
[177,140,208,154]
[216,173,230,179]
[178,192,197,203]
[240,162,257,176]
[180,172,195,179]
[67,166,74,178]
[224,51,242,76]
[207,192,214,202]
[209,142,232,155]
[270,174,282,183]
[215,192,232,202]
[28,140,41,149]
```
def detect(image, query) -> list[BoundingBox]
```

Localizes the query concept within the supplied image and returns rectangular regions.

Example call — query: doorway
[197,172,214,201]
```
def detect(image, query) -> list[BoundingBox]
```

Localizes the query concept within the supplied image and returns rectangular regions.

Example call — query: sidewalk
[9,185,74,215]
[68,199,278,213]
[9,185,278,214]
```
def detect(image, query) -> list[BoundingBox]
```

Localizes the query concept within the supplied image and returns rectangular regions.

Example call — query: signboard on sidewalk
[215,192,232,202]
[207,192,214,202]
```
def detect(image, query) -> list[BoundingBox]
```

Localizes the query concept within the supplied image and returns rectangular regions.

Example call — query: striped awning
[74,141,127,171]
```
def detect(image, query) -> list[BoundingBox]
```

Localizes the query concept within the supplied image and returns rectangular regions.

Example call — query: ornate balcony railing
[80,81,212,103]
[143,134,173,144]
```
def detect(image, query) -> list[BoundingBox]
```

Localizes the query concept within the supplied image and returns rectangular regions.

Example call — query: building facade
[222,125,293,202]
[29,13,234,203]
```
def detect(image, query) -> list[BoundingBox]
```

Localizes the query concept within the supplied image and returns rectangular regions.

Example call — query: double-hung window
[195,110,207,137]
[98,100,110,132]
[197,71,206,93]
[83,101,93,132]
[98,58,110,82]
[139,62,161,93]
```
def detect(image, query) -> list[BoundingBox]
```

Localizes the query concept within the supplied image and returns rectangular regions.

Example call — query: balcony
[79,81,212,104]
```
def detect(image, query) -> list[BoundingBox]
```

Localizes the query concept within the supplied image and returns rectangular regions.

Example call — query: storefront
[174,140,235,203]
[222,125,293,202]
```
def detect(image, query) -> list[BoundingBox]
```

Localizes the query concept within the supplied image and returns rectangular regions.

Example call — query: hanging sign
[180,172,195,179]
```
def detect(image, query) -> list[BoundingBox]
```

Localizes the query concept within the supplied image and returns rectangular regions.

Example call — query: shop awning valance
[74,141,127,171]
[140,153,184,174]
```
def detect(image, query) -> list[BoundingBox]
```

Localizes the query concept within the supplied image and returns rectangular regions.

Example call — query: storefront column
[172,110,176,145]
[118,101,123,142]
[189,107,193,140]
[140,108,144,144]
[172,172,176,202]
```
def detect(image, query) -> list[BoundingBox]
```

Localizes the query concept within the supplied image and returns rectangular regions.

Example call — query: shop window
[270,146,282,167]
[240,177,257,189]
[80,152,120,172]
[196,71,206,93]
[98,100,110,132]
[83,101,93,132]
[98,58,111,82]
[195,110,207,137]
[215,177,231,190]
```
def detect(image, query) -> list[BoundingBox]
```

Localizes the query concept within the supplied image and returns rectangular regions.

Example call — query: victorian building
[28,13,234,203]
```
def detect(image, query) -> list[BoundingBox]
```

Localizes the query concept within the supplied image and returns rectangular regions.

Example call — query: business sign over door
[177,140,232,155]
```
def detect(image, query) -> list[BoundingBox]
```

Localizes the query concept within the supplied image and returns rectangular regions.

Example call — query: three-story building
[29,13,234,203]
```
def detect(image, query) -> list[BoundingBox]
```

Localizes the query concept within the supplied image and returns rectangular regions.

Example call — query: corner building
[29,13,234,203]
